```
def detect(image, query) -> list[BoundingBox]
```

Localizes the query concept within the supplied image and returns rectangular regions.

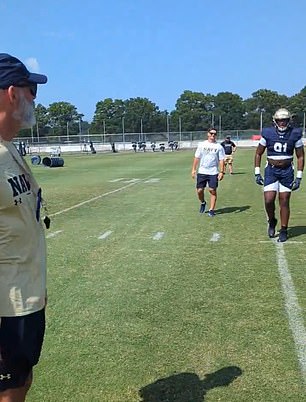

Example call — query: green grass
[26,149,306,401]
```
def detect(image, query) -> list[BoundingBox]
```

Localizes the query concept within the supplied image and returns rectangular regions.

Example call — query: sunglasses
[0,82,37,97]
[16,82,37,97]
[209,132,217,135]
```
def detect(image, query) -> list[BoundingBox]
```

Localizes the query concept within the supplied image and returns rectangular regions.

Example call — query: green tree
[123,97,164,133]
[91,98,125,134]
[173,90,214,131]
[244,89,289,129]
[288,86,306,127]
[214,92,246,130]
[48,102,82,136]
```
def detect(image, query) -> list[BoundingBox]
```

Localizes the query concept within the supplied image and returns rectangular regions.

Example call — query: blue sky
[1,0,305,122]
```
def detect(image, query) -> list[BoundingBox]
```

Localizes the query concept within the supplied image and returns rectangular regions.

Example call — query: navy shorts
[264,164,294,190]
[0,309,45,391]
[196,174,218,190]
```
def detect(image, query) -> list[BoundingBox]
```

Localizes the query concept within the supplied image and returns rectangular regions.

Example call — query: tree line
[25,87,306,138]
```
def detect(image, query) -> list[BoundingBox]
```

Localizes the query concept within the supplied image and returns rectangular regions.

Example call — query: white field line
[49,172,165,218]
[152,232,165,240]
[46,230,63,239]
[108,178,125,182]
[275,240,306,384]
[98,230,112,240]
[210,233,220,242]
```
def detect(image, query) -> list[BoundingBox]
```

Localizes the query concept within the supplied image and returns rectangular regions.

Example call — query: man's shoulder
[262,126,275,136]
[290,127,303,139]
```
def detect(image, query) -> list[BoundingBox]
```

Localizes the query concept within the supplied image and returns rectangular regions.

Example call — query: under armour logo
[14,198,22,205]
[0,373,11,380]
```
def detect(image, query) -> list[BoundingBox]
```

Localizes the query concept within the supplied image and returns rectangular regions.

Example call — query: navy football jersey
[259,127,303,160]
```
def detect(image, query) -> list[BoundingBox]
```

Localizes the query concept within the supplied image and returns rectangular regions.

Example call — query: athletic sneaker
[208,210,216,217]
[199,201,206,214]
[278,228,288,243]
[267,218,277,238]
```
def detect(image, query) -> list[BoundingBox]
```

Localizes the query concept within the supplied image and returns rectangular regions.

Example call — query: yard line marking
[275,240,306,384]
[210,233,220,242]
[144,178,160,183]
[46,230,63,239]
[152,232,165,240]
[109,178,125,182]
[98,230,112,240]
[49,172,166,218]
[124,178,141,183]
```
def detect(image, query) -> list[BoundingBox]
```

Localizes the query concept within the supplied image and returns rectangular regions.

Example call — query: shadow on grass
[288,226,306,239]
[139,365,242,402]
[216,205,251,215]
[224,172,246,175]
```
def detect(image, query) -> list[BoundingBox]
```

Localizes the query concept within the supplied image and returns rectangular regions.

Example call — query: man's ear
[7,85,19,104]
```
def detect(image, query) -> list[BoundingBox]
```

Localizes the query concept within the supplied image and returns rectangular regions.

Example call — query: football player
[254,108,305,242]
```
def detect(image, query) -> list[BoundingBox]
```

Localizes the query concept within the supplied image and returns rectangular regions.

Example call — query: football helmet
[273,108,291,132]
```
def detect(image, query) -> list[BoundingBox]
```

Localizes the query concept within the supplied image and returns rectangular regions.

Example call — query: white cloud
[25,57,40,73]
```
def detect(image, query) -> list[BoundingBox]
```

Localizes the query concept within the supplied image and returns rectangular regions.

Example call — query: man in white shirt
[0,53,48,402]
[191,128,225,216]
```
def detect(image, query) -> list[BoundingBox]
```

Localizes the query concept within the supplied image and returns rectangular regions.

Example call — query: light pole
[103,119,106,144]
[140,118,143,141]
[179,116,182,142]
[211,113,215,127]
[122,117,125,148]
[36,122,40,144]
[260,111,263,132]
[66,121,69,141]
[218,115,222,136]
[166,114,170,141]
[30,126,34,143]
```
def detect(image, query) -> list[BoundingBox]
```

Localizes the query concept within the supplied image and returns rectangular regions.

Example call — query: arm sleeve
[259,137,266,146]
[194,146,201,159]
[218,145,225,160]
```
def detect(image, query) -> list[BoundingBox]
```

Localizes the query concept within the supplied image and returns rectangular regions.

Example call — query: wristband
[255,167,261,175]
[296,170,303,179]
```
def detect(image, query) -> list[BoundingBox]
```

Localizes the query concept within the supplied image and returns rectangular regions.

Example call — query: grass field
[26,148,306,402]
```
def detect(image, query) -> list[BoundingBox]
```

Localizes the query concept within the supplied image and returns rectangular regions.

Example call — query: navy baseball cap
[0,53,47,89]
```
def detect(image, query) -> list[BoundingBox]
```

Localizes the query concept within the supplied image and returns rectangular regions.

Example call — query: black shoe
[199,201,206,214]
[268,218,277,238]
[278,229,288,243]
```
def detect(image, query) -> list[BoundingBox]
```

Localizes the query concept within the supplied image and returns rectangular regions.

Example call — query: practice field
[26,149,306,401]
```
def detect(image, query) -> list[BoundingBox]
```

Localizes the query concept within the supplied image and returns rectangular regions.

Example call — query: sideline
[275,240,306,384]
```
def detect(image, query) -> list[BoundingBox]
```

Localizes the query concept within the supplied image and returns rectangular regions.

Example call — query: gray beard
[12,93,36,129]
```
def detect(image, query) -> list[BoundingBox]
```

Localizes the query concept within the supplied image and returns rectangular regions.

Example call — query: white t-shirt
[0,140,47,316]
[194,140,225,175]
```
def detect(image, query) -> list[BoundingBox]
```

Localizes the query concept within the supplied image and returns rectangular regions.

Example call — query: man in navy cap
[0,53,48,401]
[220,135,236,175]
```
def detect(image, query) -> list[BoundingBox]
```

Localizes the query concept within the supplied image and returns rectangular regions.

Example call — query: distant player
[221,135,236,174]
[254,108,305,242]
[191,128,225,217]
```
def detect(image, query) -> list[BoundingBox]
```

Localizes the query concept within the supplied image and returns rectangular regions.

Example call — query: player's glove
[291,177,302,191]
[255,174,264,186]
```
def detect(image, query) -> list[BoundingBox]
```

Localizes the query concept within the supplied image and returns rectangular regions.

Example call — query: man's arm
[254,144,266,185]
[254,144,265,169]
[191,157,199,179]
[295,146,305,172]
[218,159,225,181]
[291,146,305,191]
